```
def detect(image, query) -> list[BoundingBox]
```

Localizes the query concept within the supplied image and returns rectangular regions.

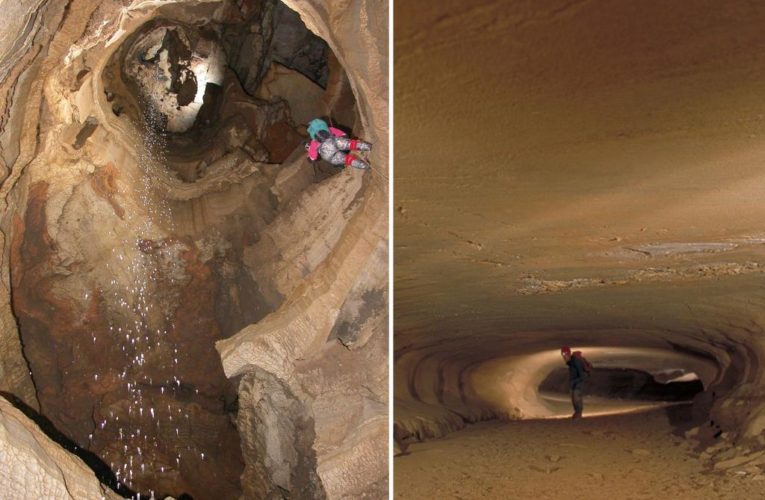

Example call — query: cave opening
[9,1,363,499]
[102,0,359,184]
[539,367,704,404]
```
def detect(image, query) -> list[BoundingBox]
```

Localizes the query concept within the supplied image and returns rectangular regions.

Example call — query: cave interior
[4,0,371,498]
[393,0,765,469]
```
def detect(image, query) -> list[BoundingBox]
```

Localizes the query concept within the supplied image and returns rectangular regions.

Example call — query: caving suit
[306,119,371,169]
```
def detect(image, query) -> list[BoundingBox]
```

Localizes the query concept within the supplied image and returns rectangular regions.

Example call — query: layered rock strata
[0,0,387,497]
[0,396,122,500]
[394,0,765,467]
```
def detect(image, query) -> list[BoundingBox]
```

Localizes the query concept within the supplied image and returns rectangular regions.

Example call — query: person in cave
[561,346,588,419]
[305,118,372,169]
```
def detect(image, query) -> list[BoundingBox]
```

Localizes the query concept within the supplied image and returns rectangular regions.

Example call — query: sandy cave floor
[394,409,765,500]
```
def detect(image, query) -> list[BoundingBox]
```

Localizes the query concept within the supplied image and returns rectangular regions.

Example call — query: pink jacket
[307,127,347,160]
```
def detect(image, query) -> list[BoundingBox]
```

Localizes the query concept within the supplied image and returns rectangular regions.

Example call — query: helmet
[307,119,330,141]
[561,346,571,355]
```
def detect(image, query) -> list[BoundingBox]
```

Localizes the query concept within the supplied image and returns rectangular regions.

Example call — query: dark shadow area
[664,402,696,433]
[664,389,725,452]
[0,391,135,498]
[541,367,704,402]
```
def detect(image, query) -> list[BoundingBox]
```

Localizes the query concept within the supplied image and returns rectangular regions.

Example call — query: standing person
[561,346,587,419]
[305,118,372,169]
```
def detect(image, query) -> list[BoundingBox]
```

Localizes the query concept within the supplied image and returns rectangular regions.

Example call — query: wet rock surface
[0,0,387,497]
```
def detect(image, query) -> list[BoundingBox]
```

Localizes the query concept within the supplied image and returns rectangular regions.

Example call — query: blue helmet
[307,118,330,141]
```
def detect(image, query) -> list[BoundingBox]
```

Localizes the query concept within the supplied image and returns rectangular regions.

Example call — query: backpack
[573,351,593,374]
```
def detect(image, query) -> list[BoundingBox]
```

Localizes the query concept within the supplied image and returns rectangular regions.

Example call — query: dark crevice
[540,367,704,402]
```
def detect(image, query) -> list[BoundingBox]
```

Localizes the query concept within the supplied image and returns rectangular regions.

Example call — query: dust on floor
[394,409,764,499]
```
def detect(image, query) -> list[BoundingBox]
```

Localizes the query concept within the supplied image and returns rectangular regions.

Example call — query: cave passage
[525,346,711,419]
[540,367,704,403]
[9,1,361,498]
[394,0,765,497]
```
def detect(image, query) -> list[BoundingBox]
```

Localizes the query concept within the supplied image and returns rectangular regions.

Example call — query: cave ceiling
[394,0,765,350]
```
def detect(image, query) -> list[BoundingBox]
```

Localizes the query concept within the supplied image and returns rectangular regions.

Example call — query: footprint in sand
[529,464,561,474]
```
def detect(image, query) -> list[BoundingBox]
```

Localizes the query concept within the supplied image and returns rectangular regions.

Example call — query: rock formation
[0,396,122,500]
[394,0,765,467]
[0,0,388,498]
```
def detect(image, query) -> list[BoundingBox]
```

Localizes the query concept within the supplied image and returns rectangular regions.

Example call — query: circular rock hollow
[395,333,730,440]
[101,2,358,184]
[1,0,385,498]
[504,346,715,418]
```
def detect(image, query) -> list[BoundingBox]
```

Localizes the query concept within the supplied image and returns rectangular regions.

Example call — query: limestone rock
[256,63,325,125]
[393,0,765,466]
[0,0,387,498]
[0,396,120,499]
[714,451,765,471]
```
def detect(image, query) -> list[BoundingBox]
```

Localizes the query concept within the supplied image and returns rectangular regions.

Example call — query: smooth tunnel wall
[394,322,746,441]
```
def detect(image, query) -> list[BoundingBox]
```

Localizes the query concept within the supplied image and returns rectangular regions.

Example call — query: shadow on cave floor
[0,392,135,498]
[664,398,727,453]
[665,401,698,434]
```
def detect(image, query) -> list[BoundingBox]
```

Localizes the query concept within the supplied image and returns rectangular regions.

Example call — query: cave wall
[0,396,121,500]
[394,0,765,460]
[0,0,69,413]
[0,0,388,497]
[217,1,389,495]
[394,273,765,450]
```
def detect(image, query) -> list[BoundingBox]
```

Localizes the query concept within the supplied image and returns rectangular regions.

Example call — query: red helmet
[561,346,571,355]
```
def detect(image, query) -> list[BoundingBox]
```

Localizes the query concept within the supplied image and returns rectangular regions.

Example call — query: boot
[354,141,372,152]
[350,157,370,169]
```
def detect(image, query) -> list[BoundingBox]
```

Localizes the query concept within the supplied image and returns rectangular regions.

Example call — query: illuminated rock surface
[0,396,121,500]
[0,0,388,498]
[394,0,765,484]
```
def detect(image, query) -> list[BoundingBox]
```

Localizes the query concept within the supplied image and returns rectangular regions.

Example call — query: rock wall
[394,0,765,466]
[0,0,388,497]
[216,0,388,496]
[0,396,121,499]
[394,278,765,456]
